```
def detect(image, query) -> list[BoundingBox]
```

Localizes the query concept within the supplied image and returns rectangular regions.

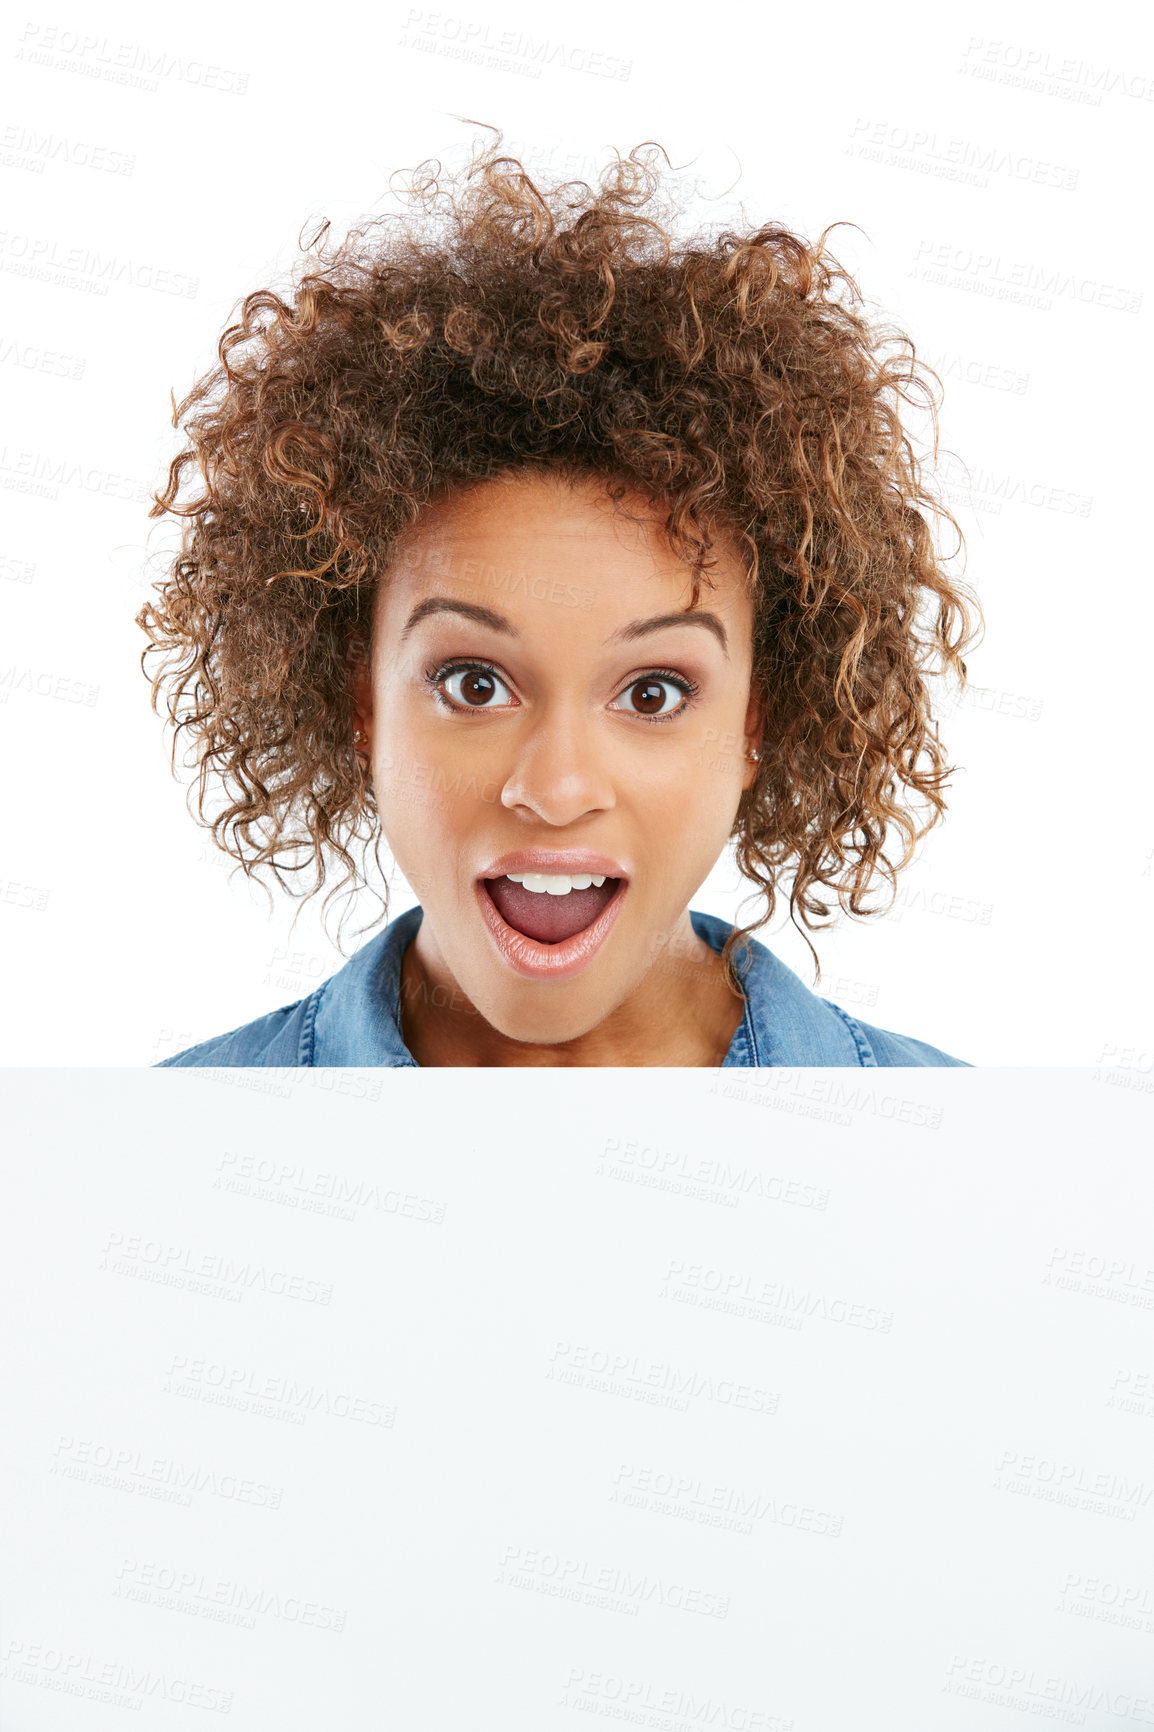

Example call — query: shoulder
[153,907,420,1068]
[823,1001,972,1067]
[155,994,316,1067]
[691,909,971,1067]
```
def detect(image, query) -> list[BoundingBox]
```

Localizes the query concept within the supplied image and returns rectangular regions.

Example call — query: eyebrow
[399,597,729,658]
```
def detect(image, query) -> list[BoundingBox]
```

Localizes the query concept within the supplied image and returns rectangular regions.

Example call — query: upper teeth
[505,872,608,894]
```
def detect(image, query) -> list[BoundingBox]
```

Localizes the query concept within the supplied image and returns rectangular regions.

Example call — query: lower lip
[475,878,629,980]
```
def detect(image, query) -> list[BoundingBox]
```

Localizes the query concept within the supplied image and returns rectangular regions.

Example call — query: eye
[610,673,698,724]
[426,659,515,712]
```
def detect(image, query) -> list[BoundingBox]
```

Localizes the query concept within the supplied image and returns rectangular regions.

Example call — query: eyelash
[422,657,701,725]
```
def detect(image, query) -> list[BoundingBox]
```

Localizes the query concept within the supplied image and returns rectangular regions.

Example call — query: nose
[498,710,617,826]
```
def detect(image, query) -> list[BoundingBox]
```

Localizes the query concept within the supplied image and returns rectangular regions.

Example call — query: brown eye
[439,666,513,709]
[612,676,691,720]
[631,680,670,714]
[460,671,496,705]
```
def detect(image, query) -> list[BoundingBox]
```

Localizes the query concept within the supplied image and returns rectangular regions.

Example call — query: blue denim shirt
[156,904,969,1068]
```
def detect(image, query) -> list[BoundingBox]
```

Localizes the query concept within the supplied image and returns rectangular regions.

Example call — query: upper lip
[478,849,630,881]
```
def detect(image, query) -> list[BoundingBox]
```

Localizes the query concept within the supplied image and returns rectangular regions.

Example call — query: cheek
[682,728,749,807]
[375,768,499,877]
[638,749,743,872]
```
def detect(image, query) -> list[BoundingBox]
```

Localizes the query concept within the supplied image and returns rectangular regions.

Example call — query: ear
[348,631,374,736]
[741,680,766,792]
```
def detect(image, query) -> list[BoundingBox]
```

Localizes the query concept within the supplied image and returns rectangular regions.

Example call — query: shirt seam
[739,991,760,1066]
[298,982,325,1067]
[822,999,877,1068]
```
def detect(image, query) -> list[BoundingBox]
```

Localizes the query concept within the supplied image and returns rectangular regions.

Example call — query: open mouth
[475,873,630,980]
[482,874,623,943]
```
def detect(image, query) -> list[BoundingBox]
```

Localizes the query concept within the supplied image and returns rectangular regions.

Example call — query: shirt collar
[309,903,856,1066]
[311,904,423,1067]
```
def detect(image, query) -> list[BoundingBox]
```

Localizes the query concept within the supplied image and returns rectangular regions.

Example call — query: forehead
[375,470,753,633]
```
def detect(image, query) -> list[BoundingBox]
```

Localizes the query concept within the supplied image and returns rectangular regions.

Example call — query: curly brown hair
[137,126,981,993]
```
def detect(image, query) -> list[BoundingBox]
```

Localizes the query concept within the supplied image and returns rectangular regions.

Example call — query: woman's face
[354,468,763,1049]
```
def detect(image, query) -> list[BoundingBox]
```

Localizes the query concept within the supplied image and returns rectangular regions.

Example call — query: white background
[1,0,1152,1065]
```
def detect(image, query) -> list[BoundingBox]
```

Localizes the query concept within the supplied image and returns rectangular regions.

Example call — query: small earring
[745,744,760,762]
[353,729,366,744]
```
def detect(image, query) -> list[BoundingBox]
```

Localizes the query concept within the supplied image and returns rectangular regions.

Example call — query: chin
[487,999,615,1049]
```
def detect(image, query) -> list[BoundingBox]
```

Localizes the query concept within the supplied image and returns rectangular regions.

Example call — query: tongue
[485,876,619,943]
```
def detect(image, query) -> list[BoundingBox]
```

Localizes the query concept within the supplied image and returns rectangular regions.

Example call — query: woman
[139,135,980,1068]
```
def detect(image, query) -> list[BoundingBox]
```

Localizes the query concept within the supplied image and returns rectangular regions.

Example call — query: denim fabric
[156,904,970,1068]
